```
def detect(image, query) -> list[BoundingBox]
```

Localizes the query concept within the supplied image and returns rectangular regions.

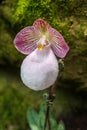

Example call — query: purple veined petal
[33,18,51,33]
[14,26,41,55]
[48,28,69,58]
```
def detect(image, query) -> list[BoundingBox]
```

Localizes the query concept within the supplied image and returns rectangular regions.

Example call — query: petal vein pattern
[48,28,69,58]
[14,26,41,55]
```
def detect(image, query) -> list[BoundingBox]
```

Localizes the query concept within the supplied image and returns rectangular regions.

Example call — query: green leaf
[50,113,58,130]
[39,103,58,130]
[57,120,66,130]
[38,103,46,129]
[27,109,39,130]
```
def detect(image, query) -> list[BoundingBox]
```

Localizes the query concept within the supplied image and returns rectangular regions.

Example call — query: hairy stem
[44,82,56,130]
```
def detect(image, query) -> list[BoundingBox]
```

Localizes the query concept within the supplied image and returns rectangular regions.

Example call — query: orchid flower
[14,19,69,91]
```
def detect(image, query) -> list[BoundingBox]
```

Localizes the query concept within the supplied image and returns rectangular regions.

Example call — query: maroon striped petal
[48,28,69,58]
[14,26,40,55]
[33,18,51,33]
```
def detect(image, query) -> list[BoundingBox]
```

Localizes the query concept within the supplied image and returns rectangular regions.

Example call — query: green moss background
[0,0,87,129]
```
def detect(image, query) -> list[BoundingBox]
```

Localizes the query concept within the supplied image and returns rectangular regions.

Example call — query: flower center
[37,35,49,51]
[37,44,43,51]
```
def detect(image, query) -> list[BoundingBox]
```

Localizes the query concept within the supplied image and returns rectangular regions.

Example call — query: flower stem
[44,103,50,130]
[44,82,56,130]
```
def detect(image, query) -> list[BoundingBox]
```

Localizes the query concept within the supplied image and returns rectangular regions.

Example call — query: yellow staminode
[37,44,43,51]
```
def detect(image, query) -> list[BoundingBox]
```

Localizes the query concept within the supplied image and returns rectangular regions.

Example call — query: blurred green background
[0,0,87,130]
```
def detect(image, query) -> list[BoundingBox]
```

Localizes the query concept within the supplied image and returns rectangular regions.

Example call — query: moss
[0,18,24,66]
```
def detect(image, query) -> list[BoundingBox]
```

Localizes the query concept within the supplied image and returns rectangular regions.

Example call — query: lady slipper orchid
[14,19,69,91]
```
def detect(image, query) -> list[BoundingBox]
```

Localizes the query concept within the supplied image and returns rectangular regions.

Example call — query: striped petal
[14,26,40,55]
[33,18,51,33]
[48,28,69,58]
